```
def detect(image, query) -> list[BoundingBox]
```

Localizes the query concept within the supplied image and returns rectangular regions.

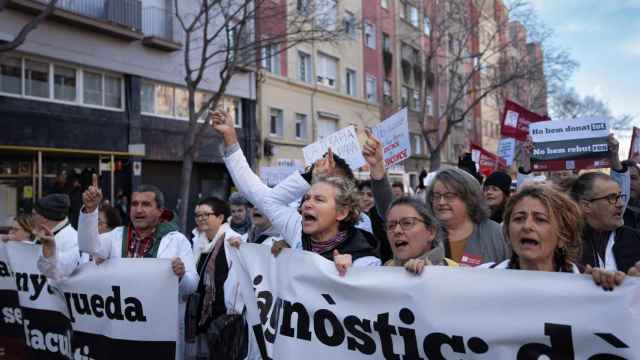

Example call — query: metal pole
[37,151,42,198]
[110,154,115,204]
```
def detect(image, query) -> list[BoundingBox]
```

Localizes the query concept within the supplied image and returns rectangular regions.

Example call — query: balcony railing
[55,0,142,31]
[142,6,176,42]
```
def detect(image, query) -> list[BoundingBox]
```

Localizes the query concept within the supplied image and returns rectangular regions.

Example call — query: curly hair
[503,185,583,272]
[426,167,489,224]
[312,175,361,230]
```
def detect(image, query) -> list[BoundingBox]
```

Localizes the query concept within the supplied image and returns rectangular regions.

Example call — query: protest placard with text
[302,126,366,170]
[372,108,411,168]
[530,117,610,171]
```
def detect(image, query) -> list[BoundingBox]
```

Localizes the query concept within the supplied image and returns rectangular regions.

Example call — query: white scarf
[194,223,228,265]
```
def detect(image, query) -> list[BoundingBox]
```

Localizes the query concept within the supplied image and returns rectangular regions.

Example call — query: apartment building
[0,0,257,226]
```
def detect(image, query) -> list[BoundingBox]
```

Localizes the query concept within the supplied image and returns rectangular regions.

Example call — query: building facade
[0,0,257,227]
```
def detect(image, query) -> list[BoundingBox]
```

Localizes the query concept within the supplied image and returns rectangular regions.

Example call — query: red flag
[500,100,550,141]
[471,144,507,177]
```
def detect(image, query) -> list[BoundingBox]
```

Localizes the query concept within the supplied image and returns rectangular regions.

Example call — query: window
[233,99,242,127]
[317,0,337,30]
[364,22,376,49]
[412,134,422,154]
[409,5,419,27]
[381,0,389,9]
[25,60,49,98]
[174,87,189,119]
[317,53,337,88]
[83,71,102,106]
[317,117,337,140]
[424,16,431,35]
[0,56,22,95]
[399,2,406,19]
[401,86,409,107]
[269,108,283,136]
[426,95,433,115]
[261,44,280,75]
[155,84,174,116]
[383,80,391,96]
[346,69,356,96]
[104,76,122,109]
[297,0,309,15]
[298,51,312,83]
[382,33,390,52]
[366,75,377,103]
[344,11,357,39]
[412,89,420,110]
[295,113,308,139]
[141,82,155,114]
[53,65,76,102]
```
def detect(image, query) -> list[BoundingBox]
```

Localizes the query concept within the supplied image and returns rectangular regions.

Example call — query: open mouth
[520,237,539,247]
[394,240,409,248]
[302,213,317,224]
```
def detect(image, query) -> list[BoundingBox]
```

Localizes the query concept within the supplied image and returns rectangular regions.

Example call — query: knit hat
[34,194,70,221]
[484,171,512,196]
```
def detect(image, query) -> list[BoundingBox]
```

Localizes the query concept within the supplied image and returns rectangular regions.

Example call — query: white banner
[231,244,640,359]
[0,241,178,360]
[372,108,411,168]
[302,126,366,170]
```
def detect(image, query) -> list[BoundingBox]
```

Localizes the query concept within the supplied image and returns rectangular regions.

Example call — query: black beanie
[35,194,70,221]
[484,172,512,196]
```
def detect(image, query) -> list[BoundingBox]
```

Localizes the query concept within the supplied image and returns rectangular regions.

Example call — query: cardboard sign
[372,108,411,168]
[302,126,366,170]
[530,117,610,171]
[500,100,550,141]
[497,137,517,166]
[471,144,507,176]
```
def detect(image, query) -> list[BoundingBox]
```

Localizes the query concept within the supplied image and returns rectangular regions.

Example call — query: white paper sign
[302,126,366,169]
[260,166,303,186]
[498,137,517,166]
[372,108,411,168]
[231,244,640,360]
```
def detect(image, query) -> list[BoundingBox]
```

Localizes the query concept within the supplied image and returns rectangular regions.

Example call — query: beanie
[34,194,70,221]
[484,172,512,196]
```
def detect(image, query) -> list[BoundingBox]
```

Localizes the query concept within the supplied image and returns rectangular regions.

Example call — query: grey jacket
[371,175,510,264]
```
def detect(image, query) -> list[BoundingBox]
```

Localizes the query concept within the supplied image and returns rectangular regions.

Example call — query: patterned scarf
[198,232,226,326]
[311,230,348,255]
[127,228,155,258]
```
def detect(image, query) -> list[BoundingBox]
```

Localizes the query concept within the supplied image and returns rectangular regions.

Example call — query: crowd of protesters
[2,109,640,360]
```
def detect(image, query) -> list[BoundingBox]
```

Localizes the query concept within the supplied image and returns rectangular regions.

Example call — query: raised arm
[78,176,112,258]
[362,129,393,219]
[36,224,80,281]
[262,172,308,249]
[608,134,630,210]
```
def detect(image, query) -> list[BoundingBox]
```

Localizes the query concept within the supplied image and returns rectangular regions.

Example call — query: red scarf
[126,228,155,258]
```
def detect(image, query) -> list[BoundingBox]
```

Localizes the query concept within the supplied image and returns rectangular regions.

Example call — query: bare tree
[390,0,576,170]
[173,0,352,231]
[0,0,59,53]
[551,85,635,130]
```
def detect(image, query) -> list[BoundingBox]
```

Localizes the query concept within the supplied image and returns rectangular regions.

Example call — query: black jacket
[301,226,379,262]
[581,225,640,273]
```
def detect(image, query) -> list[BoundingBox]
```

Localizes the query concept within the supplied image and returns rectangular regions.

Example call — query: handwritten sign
[497,137,517,166]
[372,108,411,168]
[530,117,610,171]
[302,126,366,169]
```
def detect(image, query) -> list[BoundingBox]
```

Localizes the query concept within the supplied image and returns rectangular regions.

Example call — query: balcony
[8,0,143,41]
[142,6,181,51]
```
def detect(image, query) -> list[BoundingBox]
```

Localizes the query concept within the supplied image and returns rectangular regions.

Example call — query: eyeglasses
[386,217,424,232]
[588,192,626,205]
[430,192,458,204]
[195,212,216,219]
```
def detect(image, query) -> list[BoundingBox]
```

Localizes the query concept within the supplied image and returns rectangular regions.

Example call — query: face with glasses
[195,204,224,234]
[430,181,469,226]
[583,178,625,231]
[386,204,436,263]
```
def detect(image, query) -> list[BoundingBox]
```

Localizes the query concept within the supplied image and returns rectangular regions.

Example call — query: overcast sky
[529,0,640,124]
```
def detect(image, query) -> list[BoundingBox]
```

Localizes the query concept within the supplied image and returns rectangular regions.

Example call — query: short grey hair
[426,167,489,224]
[229,192,249,207]
[312,175,361,229]
[134,184,165,209]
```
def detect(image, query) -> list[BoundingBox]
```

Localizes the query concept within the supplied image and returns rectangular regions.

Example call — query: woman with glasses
[569,171,640,274]
[363,129,509,266]
[384,197,457,274]
[4,214,36,242]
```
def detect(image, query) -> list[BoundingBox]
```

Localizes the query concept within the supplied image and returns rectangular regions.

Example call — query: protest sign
[260,165,304,187]
[302,126,366,170]
[0,242,177,360]
[530,117,610,171]
[471,144,506,176]
[500,100,549,141]
[497,137,517,166]
[231,244,639,360]
[629,127,640,161]
[372,108,411,168]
